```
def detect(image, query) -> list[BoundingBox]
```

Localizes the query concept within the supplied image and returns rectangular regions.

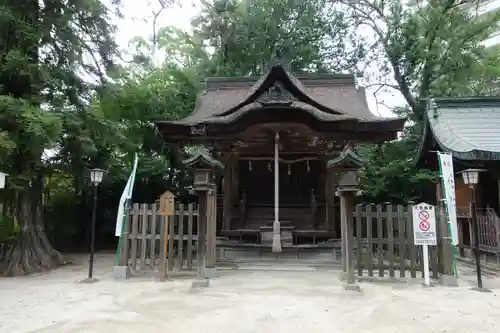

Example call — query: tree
[358,107,437,203]
[336,0,500,120]
[190,0,363,76]
[0,0,118,275]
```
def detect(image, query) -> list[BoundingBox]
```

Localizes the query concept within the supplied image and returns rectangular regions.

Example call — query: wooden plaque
[159,191,175,216]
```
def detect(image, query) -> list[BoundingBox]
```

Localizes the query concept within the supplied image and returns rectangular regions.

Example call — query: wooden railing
[476,207,500,252]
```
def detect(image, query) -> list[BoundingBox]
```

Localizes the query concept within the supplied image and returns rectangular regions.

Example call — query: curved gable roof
[419,97,500,161]
[167,65,381,126]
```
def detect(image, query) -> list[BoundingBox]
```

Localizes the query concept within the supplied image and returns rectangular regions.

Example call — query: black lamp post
[459,168,490,292]
[85,168,105,283]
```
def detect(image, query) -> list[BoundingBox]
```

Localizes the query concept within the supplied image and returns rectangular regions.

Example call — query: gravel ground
[1,254,500,333]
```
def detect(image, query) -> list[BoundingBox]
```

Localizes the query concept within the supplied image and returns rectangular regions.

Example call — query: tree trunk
[1,180,63,276]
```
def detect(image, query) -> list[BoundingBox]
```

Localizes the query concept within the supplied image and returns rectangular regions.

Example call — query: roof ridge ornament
[268,48,291,72]
[257,81,295,105]
[428,98,439,119]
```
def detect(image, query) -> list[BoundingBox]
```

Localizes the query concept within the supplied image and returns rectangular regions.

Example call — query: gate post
[182,148,224,288]
[336,170,361,292]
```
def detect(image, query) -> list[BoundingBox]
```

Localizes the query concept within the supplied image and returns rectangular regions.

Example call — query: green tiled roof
[426,97,500,161]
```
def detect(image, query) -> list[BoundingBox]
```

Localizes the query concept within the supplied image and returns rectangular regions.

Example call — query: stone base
[439,274,459,287]
[343,283,362,292]
[78,277,98,284]
[470,286,493,293]
[113,265,131,280]
[191,278,210,289]
[204,267,218,278]
[156,273,170,282]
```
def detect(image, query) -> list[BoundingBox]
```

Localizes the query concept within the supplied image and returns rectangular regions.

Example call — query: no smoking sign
[412,203,437,246]
[418,211,430,231]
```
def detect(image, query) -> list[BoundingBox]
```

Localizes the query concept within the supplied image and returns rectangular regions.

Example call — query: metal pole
[88,183,98,279]
[471,186,483,289]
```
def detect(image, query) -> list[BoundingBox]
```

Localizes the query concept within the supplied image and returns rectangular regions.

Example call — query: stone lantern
[182,147,223,287]
[328,148,363,291]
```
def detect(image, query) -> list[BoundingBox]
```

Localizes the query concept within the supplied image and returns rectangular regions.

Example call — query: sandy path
[0,254,499,333]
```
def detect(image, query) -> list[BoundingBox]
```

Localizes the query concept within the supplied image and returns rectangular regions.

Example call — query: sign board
[437,152,459,245]
[412,203,437,246]
[159,191,175,216]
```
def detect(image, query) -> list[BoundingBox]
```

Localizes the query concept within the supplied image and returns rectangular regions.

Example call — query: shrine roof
[172,72,376,125]
[155,61,406,141]
[418,97,500,162]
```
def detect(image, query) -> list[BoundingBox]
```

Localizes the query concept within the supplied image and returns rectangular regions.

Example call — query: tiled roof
[426,97,500,161]
[165,71,381,125]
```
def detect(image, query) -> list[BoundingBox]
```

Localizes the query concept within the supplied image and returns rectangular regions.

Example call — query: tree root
[1,229,64,276]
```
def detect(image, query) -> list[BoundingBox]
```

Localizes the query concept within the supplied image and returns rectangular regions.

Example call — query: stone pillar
[181,148,224,289]
[336,170,361,292]
[339,192,347,273]
[338,189,359,290]
[193,190,209,287]
[205,188,218,278]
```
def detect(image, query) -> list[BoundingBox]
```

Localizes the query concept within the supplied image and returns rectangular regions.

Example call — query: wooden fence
[121,202,441,279]
[119,202,199,275]
[352,204,440,279]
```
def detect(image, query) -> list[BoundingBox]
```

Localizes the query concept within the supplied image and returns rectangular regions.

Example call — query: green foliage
[339,0,500,119]
[190,0,362,75]
[359,142,437,204]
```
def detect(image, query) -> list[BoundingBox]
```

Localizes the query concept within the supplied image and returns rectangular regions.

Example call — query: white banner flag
[115,153,139,237]
[437,152,459,245]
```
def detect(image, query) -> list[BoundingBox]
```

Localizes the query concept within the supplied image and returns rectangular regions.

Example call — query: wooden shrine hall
[155,56,405,251]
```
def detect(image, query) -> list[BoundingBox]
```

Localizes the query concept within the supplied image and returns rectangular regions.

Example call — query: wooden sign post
[159,190,175,280]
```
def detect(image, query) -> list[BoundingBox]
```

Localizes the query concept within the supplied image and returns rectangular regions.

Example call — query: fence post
[159,214,168,281]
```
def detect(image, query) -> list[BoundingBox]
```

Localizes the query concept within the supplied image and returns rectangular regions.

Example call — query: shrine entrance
[239,157,325,206]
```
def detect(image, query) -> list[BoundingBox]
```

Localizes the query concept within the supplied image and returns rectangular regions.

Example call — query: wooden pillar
[222,154,232,231]
[231,154,239,199]
[325,167,335,231]
[205,188,217,275]
[497,179,500,214]
[196,191,207,279]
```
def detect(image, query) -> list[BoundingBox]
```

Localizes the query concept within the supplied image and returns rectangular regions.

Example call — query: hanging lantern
[248,161,252,171]
[306,160,310,172]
